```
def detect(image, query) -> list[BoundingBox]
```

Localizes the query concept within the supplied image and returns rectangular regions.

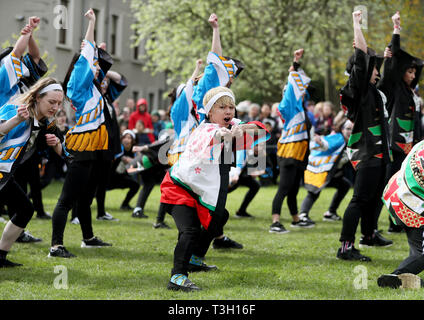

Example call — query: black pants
[40,153,66,189]
[14,154,45,216]
[300,176,351,215]
[0,178,34,228]
[228,172,260,213]
[108,173,140,208]
[391,214,424,275]
[170,204,229,276]
[51,160,100,246]
[136,167,166,209]
[272,160,304,216]
[339,164,386,243]
[155,202,171,223]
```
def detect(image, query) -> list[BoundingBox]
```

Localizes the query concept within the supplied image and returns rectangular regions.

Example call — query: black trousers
[14,153,45,216]
[272,160,304,216]
[391,214,424,275]
[108,173,140,207]
[228,172,260,213]
[0,178,34,228]
[339,164,386,243]
[51,160,100,246]
[300,176,351,215]
[170,204,229,276]
[136,167,166,209]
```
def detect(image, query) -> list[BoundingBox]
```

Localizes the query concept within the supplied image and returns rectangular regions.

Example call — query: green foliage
[130,0,424,104]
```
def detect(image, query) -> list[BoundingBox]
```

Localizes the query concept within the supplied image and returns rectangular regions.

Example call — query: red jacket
[128,98,155,142]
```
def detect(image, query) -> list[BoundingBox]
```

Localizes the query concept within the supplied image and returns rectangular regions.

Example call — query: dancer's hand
[208,13,219,29]
[28,16,40,30]
[384,47,393,59]
[84,8,96,22]
[16,105,29,122]
[392,11,400,27]
[352,10,362,25]
[45,134,60,147]
[293,48,304,62]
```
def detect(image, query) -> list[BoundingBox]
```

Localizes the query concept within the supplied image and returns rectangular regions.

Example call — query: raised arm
[84,8,96,44]
[12,23,34,59]
[352,10,367,54]
[190,59,203,82]
[208,13,222,56]
[27,17,41,64]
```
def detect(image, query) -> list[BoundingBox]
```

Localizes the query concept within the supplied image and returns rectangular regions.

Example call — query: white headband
[39,83,63,95]
[202,91,235,115]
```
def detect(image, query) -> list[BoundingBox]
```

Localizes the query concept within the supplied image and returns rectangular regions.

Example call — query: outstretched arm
[352,10,367,54]
[209,13,222,56]
[12,23,34,58]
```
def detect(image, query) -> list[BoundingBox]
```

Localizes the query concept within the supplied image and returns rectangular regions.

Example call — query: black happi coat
[377,34,424,155]
[340,48,391,170]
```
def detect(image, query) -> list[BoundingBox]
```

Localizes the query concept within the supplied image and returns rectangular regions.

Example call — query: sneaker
[48,246,76,258]
[269,222,290,234]
[378,273,422,289]
[132,208,148,218]
[212,236,243,249]
[235,211,254,218]
[323,211,342,221]
[81,236,112,248]
[299,213,316,225]
[290,219,315,228]
[336,246,371,262]
[96,212,119,221]
[387,225,404,234]
[16,231,42,243]
[70,217,80,225]
[188,262,218,272]
[120,204,133,211]
[167,274,201,292]
[36,212,52,219]
[153,221,171,229]
[0,258,23,268]
[359,230,393,248]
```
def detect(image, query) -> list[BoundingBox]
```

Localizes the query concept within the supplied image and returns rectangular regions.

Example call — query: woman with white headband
[160,86,269,291]
[0,77,64,267]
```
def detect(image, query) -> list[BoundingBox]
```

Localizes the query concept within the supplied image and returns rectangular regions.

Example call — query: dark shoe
[16,231,42,243]
[81,236,112,248]
[290,219,315,228]
[323,211,342,221]
[167,274,201,292]
[120,204,133,211]
[187,262,218,272]
[269,221,290,234]
[388,225,404,234]
[235,211,254,218]
[36,212,52,219]
[48,246,76,258]
[153,221,171,229]
[299,213,316,225]
[96,212,119,221]
[0,258,23,268]
[132,208,148,218]
[359,230,393,248]
[337,246,371,262]
[212,236,243,249]
[378,273,422,289]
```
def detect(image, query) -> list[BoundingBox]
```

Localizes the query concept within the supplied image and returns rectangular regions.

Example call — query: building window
[110,14,119,56]
[93,8,100,43]
[148,92,155,109]
[56,0,73,48]
[132,91,139,102]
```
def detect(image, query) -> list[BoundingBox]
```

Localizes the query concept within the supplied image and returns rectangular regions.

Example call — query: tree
[130,0,422,105]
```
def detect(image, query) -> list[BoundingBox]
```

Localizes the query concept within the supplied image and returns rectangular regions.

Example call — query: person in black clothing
[336,10,393,262]
[376,11,424,234]
[106,129,140,210]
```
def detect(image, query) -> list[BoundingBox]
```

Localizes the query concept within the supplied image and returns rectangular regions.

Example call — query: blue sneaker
[167,274,201,292]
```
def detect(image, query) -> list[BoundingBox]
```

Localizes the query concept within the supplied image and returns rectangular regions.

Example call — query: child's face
[209,103,235,127]
[122,134,134,149]
[136,121,145,132]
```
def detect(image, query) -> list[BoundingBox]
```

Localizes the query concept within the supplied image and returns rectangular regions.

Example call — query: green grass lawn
[0,180,421,300]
